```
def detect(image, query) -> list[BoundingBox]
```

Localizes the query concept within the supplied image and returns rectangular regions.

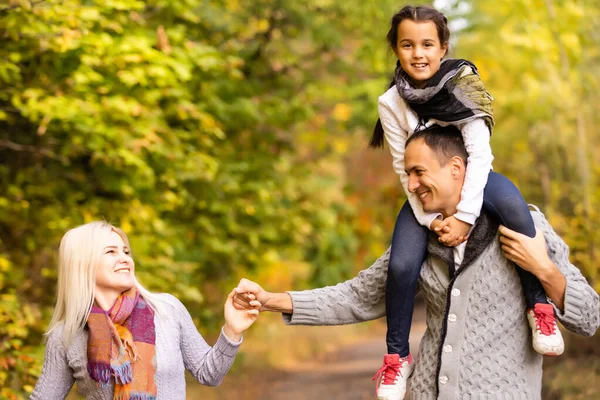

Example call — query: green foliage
[1,0,395,396]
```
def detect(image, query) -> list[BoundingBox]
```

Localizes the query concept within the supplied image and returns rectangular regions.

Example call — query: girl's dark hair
[369,5,450,148]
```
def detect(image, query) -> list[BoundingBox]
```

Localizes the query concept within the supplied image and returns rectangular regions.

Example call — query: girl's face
[394,19,448,88]
[95,231,136,303]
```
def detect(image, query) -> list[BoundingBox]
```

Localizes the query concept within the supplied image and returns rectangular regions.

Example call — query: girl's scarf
[87,289,157,400]
[394,58,494,133]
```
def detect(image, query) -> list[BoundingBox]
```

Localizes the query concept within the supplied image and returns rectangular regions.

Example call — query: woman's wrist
[222,323,242,342]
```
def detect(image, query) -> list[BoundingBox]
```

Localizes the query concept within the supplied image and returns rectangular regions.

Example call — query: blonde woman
[31,221,260,399]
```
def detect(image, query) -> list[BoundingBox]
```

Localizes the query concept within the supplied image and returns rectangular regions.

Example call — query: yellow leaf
[332,103,351,121]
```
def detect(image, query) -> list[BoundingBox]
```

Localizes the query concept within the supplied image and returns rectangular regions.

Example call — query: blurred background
[1,0,598,398]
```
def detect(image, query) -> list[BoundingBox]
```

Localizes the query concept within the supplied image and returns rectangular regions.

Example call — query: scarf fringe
[111,361,133,384]
[130,394,157,400]
[88,362,112,384]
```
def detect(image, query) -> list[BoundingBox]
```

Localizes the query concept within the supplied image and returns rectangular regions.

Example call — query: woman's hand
[223,288,260,342]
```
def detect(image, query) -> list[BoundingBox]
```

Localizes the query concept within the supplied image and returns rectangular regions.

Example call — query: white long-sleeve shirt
[378,85,494,228]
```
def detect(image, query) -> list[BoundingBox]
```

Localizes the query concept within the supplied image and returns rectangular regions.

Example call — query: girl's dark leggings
[385,171,548,356]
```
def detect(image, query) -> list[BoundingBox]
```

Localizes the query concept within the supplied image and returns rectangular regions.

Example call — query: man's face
[404,138,464,217]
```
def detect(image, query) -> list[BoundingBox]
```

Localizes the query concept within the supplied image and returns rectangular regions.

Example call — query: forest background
[1,0,598,398]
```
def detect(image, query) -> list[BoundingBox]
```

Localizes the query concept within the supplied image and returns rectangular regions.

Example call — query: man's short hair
[406,125,468,166]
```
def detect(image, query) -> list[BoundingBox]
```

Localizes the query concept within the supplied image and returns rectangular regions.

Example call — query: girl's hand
[434,216,471,247]
[223,289,260,341]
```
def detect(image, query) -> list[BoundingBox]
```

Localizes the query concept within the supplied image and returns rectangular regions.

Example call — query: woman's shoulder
[149,292,188,314]
[44,323,88,354]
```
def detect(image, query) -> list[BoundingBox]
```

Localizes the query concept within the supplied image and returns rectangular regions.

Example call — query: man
[234,125,599,400]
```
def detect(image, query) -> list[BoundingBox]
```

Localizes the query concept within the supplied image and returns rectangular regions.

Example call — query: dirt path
[258,306,427,400]
[187,304,427,399]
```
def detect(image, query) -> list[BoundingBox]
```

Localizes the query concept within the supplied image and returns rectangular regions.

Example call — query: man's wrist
[262,292,293,314]
[535,258,560,282]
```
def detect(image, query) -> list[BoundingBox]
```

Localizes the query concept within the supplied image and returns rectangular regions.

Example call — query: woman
[31,221,260,399]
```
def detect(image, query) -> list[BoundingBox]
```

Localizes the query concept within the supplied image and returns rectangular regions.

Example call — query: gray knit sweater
[283,210,599,400]
[31,293,242,399]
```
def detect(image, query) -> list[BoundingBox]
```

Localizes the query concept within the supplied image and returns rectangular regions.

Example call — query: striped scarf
[87,289,157,400]
[394,58,494,133]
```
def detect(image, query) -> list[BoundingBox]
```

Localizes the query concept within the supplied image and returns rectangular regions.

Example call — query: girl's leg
[385,200,428,356]
[482,171,548,308]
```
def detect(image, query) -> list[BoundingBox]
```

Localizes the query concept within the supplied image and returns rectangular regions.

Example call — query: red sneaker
[527,303,564,356]
[372,353,413,400]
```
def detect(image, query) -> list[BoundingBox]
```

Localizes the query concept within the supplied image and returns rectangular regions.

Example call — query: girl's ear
[441,42,449,59]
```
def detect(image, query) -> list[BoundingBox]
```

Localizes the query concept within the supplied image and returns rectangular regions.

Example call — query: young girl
[31,221,261,399]
[370,6,563,400]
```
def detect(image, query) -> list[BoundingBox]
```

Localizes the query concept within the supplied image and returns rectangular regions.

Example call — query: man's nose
[407,175,419,193]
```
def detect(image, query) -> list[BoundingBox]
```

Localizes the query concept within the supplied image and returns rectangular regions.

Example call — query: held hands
[431,216,471,247]
[223,288,261,342]
[232,278,270,312]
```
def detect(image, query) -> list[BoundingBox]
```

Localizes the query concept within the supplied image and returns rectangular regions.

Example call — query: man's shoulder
[528,204,552,231]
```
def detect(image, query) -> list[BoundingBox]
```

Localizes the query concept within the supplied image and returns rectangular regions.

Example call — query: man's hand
[233,278,294,314]
[232,278,268,311]
[433,216,471,247]
[498,226,554,275]
[498,225,566,310]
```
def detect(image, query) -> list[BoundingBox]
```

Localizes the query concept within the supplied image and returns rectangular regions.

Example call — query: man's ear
[450,156,466,178]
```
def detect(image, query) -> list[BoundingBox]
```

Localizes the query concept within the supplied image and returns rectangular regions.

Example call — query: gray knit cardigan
[283,210,599,400]
[31,293,242,399]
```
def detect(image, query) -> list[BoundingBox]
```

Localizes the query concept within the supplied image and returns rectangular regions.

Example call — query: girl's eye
[124,250,130,255]
[106,250,115,254]
[402,44,411,48]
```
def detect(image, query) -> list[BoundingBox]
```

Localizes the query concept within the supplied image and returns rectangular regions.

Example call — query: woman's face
[95,231,136,301]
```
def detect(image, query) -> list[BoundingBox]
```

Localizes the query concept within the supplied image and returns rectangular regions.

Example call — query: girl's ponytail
[369,60,399,148]
[369,77,395,148]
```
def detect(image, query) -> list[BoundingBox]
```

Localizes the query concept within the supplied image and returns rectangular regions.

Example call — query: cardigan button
[448,313,457,322]
[443,345,453,353]
[439,375,449,385]
[451,288,461,297]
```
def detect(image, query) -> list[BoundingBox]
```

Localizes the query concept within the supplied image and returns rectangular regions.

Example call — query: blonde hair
[46,221,164,346]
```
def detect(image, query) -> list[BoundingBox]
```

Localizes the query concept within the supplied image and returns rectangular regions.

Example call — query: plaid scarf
[87,289,157,400]
[394,58,494,133]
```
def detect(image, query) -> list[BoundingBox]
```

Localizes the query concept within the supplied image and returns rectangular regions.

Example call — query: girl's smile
[394,19,448,88]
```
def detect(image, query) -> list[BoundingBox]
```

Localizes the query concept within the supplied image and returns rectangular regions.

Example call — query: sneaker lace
[534,308,556,335]
[372,360,401,386]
